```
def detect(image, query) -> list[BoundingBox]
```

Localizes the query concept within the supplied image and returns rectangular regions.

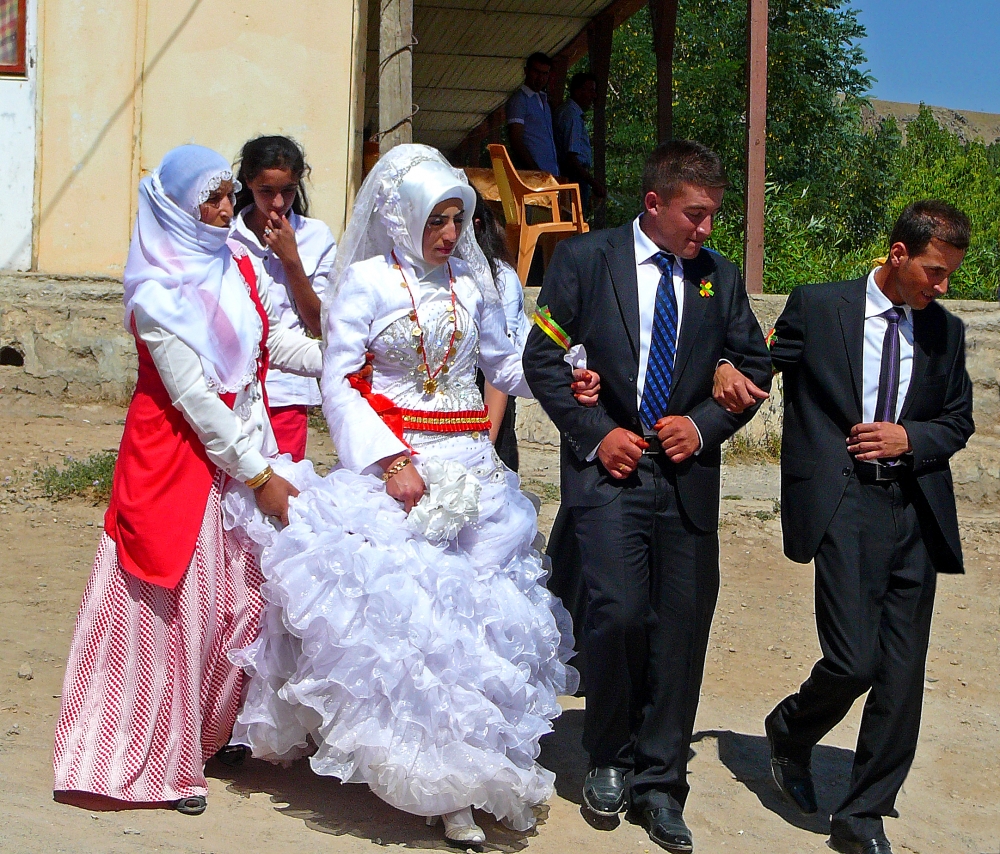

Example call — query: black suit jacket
[772,278,975,572]
[524,223,772,533]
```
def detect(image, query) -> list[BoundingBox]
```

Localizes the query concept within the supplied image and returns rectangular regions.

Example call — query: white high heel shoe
[426,807,486,847]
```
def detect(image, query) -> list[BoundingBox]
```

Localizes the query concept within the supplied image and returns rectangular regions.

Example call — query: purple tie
[874,307,904,422]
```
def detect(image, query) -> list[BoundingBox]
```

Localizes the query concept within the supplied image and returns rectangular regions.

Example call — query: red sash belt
[347,375,490,442]
[104,253,269,589]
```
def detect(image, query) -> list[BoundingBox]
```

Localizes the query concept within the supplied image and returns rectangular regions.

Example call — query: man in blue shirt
[555,71,607,212]
[506,52,561,177]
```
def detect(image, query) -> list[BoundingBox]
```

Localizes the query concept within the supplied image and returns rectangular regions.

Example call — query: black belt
[642,434,666,455]
[854,459,910,484]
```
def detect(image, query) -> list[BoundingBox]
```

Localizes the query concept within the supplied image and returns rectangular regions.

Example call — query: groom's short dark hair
[642,140,728,201]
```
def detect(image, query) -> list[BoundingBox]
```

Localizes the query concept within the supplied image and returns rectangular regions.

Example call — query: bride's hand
[254,474,299,526]
[380,454,425,512]
[572,368,601,406]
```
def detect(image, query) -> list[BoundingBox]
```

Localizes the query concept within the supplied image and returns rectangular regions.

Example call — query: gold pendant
[423,377,438,394]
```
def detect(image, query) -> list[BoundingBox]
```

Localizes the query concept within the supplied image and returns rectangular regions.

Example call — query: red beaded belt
[399,407,492,433]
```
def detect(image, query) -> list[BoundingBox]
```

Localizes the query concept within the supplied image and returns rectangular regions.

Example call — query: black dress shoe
[765,714,817,814]
[827,834,892,854]
[643,808,693,853]
[581,767,626,816]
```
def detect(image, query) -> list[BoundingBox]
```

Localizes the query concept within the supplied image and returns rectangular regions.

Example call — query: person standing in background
[506,52,561,177]
[555,72,607,213]
[231,135,336,462]
[473,192,531,470]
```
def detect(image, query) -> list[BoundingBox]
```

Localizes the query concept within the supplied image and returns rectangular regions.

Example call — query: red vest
[104,254,270,588]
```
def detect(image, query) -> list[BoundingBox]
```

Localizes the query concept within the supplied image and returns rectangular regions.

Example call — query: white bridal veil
[324,144,499,324]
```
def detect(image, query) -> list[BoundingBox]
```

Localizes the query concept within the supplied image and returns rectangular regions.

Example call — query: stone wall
[2,275,997,506]
[0,274,136,403]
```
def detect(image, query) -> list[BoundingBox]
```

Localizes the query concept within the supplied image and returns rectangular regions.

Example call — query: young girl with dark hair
[230,135,337,461]
[473,193,530,470]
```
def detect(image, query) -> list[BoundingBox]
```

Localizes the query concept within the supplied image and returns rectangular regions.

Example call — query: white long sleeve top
[322,254,531,473]
[133,256,322,483]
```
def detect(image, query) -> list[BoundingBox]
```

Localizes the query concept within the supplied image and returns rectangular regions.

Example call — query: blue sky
[851,2,1000,114]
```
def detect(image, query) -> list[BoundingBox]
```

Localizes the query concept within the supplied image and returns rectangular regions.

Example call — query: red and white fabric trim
[53,475,264,803]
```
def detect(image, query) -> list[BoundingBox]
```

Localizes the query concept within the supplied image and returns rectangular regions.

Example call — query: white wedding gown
[227,256,578,831]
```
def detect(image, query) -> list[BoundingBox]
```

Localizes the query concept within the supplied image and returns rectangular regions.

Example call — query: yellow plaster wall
[34,0,364,275]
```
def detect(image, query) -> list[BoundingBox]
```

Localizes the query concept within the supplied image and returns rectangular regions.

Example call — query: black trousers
[573,455,720,812]
[768,475,937,842]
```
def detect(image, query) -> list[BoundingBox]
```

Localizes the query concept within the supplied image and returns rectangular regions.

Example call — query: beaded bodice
[368,293,483,414]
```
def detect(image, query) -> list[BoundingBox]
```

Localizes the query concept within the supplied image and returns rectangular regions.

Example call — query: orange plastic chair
[487,144,589,285]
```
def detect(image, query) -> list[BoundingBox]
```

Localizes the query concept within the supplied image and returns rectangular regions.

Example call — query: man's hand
[254,474,299,527]
[598,428,648,479]
[713,361,769,414]
[654,416,701,464]
[571,368,601,406]
[847,422,912,461]
[379,453,425,512]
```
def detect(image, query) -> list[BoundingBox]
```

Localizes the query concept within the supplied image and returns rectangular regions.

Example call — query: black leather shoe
[643,808,693,853]
[765,714,817,814]
[828,835,892,854]
[581,767,626,817]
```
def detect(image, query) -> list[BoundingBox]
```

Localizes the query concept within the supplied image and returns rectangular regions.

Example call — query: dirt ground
[1,392,997,854]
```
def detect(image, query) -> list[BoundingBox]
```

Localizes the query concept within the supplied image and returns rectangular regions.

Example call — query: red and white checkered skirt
[53,475,264,803]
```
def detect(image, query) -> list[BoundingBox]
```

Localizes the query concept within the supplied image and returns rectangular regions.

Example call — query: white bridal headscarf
[123,145,262,393]
[326,144,494,315]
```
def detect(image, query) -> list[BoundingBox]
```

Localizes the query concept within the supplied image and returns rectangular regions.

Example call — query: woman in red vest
[52,145,321,816]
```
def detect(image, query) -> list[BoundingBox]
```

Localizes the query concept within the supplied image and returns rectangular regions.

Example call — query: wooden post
[548,53,570,112]
[588,13,614,229]
[744,0,768,294]
[648,0,679,143]
[379,0,414,152]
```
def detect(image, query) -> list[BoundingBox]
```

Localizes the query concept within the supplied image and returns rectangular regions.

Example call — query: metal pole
[744,0,768,294]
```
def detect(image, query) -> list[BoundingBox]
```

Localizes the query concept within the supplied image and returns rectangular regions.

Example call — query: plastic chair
[487,144,589,285]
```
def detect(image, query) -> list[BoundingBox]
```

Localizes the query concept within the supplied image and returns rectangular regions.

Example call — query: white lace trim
[192,169,242,216]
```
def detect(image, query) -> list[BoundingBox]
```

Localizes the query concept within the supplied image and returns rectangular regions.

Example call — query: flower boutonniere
[698,279,715,298]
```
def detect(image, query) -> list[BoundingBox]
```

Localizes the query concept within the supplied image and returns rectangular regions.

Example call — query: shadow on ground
[694,729,855,835]
[206,756,538,852]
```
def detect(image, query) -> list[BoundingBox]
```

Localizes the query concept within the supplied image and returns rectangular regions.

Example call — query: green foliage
[600,1,1000,300]
[36,451,117,502]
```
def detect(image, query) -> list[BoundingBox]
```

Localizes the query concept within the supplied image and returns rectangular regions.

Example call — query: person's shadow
[695,729,855,835]
[205,755,538,852]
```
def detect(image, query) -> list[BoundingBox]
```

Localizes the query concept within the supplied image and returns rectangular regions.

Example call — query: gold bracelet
[381,457,411,482]
[246,466,274,490]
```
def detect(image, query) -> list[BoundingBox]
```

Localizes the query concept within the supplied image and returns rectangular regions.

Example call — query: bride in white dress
[228,145,590,846]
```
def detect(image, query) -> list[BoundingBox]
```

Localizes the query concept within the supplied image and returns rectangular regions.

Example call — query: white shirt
[862,268,914,424]
[585,218,700,462]
[497,261,532,352]
[133,267,322,483]
[230,209,336,407]
[634,216,686,409]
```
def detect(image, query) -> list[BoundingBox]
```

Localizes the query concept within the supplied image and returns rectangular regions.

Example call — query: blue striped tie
[639,251,678,431]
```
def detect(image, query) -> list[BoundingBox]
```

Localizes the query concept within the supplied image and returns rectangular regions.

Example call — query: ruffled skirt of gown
[226,435,578,831]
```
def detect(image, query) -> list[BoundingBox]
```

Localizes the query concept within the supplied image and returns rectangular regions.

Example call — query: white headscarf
[326,144,493,312]
[123,145,262,393]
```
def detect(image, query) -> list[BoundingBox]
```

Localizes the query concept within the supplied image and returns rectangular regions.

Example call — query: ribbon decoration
[532,305,572,351]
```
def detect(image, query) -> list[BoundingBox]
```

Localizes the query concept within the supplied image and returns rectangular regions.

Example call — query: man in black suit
[524,140,771,852]
[715,201,975,854]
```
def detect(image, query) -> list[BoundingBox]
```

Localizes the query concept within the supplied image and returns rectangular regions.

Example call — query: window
[0,0,26,76]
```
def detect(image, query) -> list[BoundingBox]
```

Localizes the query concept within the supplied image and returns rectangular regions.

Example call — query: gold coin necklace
[392,251,459,395]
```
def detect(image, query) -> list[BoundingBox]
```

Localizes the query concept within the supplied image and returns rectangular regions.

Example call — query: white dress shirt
[862,268,914,424]
[230,209,336,407]
[586,218,700,461]
[133,266,323,483]
[634,216,686,408]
